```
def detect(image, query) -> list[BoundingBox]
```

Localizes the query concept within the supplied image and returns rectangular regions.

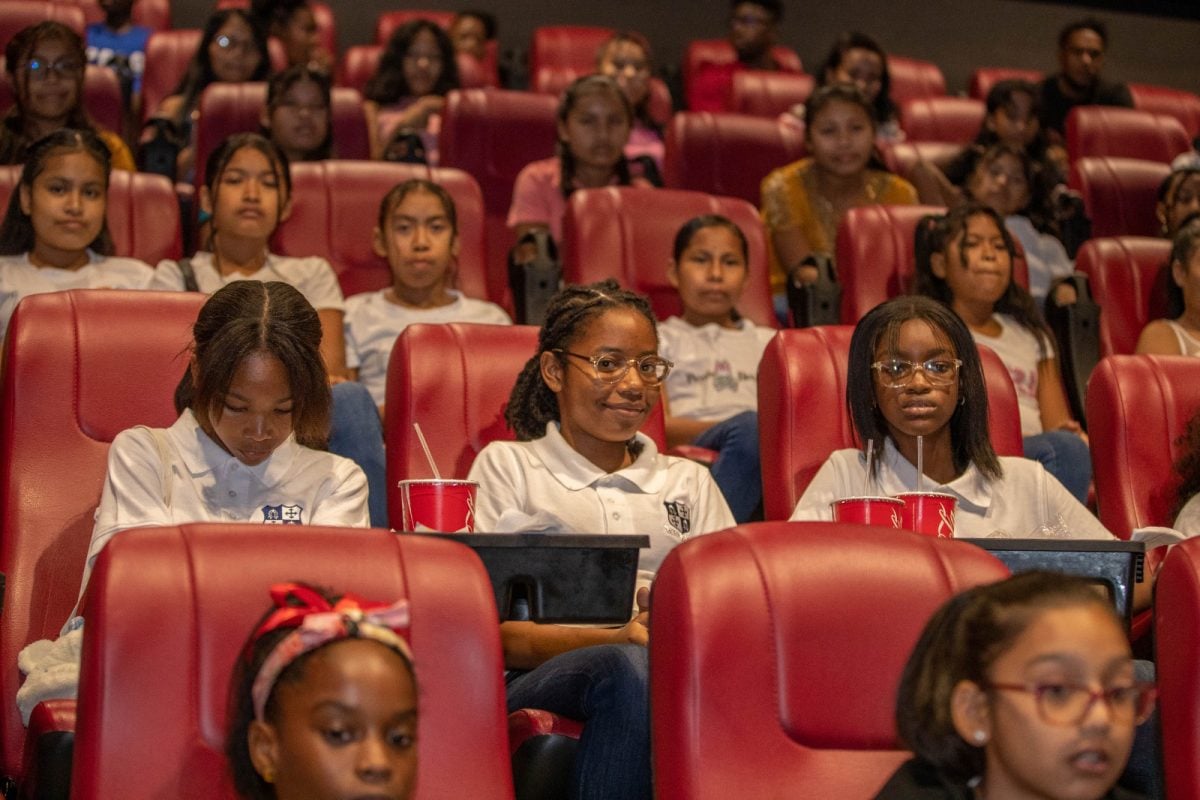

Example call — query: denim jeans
[1022,430,1091,504]
[328,381,388,528]
[506,643,650,800]
[693,410,762,523]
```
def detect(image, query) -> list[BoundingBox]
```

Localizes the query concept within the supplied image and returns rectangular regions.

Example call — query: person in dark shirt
[688,0,784,112]
[1038,18,1132,142]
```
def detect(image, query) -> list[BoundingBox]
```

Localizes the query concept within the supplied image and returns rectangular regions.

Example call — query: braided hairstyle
[505,279,657,441]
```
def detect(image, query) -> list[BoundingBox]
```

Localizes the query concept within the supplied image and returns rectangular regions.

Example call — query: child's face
[267,79,329,161]
[402,28,443,97]
[969,604,1138,800]
[20,149,106,262]
[209,15,262,83]
[806,99,874,179]
[203,350,294,466]
[599,40,651,109]
[872,319,960,445]
[204,146,290,244]
[729,1,775,60]
[373,189,458,295]
[827,47,884,104]
[559,90,631,174]
[449,15,487,60]
[19,36,82,125]
[542,307,661,465]
[1161,173,1200,237]
[252,639,418,800]
[988,93,1039,148]
[932,213,1013,310]
[278,6,320,66]
[968,152,1031,218]
[669,225,748,327]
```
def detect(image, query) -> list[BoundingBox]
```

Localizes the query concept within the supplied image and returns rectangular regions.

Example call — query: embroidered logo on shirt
[664,501,691,536]
[262,504,304,524]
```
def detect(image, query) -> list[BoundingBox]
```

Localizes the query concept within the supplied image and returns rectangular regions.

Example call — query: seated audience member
[689,0,784,113]
[0,130,153,342]
[364,19,459,163]
[1038,18,1132,144]
[261,65,333,163]
[1,22,135,170]
[508,75,655,248]
[448,9,496,63]
[1156,167,1200,239]
[250,0,333,73]
[85,0,150,95]
[1136,218,1200,357]
[468,279,734,800]
[597,32,664,170]
[815,31,902,143]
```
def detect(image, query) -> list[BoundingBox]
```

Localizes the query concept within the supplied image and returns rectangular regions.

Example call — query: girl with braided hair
[467,279,733,800]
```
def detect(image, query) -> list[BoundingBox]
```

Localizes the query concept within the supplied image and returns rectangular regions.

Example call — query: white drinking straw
[864,439,875,496]
[412,422,442,480]
[916,435,924,494]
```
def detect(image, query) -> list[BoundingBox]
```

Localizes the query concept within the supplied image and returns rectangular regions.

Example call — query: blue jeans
[693,410,762,523]
[506,644,650,800]
[1022,430,1091,504]
[328,381,388,528]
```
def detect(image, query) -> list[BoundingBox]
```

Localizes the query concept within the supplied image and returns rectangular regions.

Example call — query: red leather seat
[439,88,560,292]
[757,326,1024,520]
[0,290,205,790]
[651,520,1010,799]
[683,38,802,111]
[1085,354,1200,536]
[1068,156,1170,239]
[898,96,985,144]
[562,186,777,329]
[0,165,181,263]
[70,0,171,31]
[880,141,964,183]
[662,111,805,206]
[529,25,614,85]
[885,54,946,106]
[72,524,512,799]
[375,9,455,42]
[1130,82,1200,140]
[0,1,85,47]
[1155,536,1200,800]
[730,70,814,117]
[140,28,199,122]
[1074,236,1171,356]
[271,160,488,300]
[967,67,1044,101]
[1066,106,1191,164]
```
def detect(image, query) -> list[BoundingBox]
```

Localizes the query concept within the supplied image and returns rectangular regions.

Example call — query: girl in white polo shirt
[0,128,153,342]
[468,279,734,800]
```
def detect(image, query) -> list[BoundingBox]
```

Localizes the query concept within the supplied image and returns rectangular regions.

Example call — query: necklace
[804,165,879,249]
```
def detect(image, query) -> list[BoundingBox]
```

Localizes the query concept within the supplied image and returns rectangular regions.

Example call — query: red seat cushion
[1068,156,1171,239]
[1066,106,1191,164]
[1074,236,1171,356]
[886,54,946,105]
[730,70,814,117]
[899,96,985,144]
[1156,537,1200,800]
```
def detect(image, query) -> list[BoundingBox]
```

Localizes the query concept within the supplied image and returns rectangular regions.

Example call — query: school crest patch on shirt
[262,504,304,524]
[664,501,691,536]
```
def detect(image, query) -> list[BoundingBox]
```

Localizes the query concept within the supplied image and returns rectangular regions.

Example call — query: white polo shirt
[0,251,154,339]
[467,422,736,578]
[80,409,369,601]
[152,252,345,311]
[970,314,1053,437]
[790,438,1115,539]
[344,289,511,406]
[658,316,775,421]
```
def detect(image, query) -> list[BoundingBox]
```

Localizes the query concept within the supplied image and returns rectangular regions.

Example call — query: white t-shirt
[152,252,345,311]
[657,316,775,421]
[79,408,369,604]
[789,439,1115,539]
[1174,493,1200,537]
[970,313,1052,436]
[344,289,512,406]
[0,251,154,339]
[467,422,736,579]
[1005,215,1073,304]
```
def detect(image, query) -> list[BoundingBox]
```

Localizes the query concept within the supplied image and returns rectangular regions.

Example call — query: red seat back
[1156,537,1200,800]
[529,25,614,83]
[375,9,455,43]
[73,524,512,799]
[0,290,204,782]
[271,160,487,300]
[0,165,181,263]
[0,1,85,48]
[1068,156,1170,239]
[967,67,1043,101]
[683,38,802,111]
[1086,355,1200,535]
[881,141,964,183]
[730,70,814,117]
[899,96,985,144]
[1130,82,1200,140]
[1066,106,1191,164]
[886,54,946,106]
[72,0,171,32]
[1074,236,1171,357]
[651,520,1010,799]
[141,28,198,122]
[662,111,805,206]
[562,186,777,329]
[757,326,1024,521]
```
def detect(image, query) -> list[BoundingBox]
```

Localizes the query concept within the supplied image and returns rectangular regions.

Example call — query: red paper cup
[897,492,957,538]
[831,496,904,528]
[398,479,478,532]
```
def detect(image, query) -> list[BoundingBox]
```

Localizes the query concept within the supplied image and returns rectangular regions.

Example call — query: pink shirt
[507,157,653,243]
[624,122,664,170]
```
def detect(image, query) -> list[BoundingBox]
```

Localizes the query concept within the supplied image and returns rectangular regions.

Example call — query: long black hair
[262,64,333,161]
[817,31,896,129]
[555,75,636,200]
[171,9,271,124]
[365,19,459,104]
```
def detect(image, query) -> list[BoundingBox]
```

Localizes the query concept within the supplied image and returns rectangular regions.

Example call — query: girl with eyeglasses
[468,279,734,800]
[876,570,1154,800]
[0,21,134,169]
[913,202,1090,503]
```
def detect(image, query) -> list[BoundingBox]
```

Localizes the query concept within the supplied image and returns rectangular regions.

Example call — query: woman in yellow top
[761,83,916,316]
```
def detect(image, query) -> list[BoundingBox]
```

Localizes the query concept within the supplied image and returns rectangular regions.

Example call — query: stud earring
[261,767,275,784]
[973,730,987,744]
